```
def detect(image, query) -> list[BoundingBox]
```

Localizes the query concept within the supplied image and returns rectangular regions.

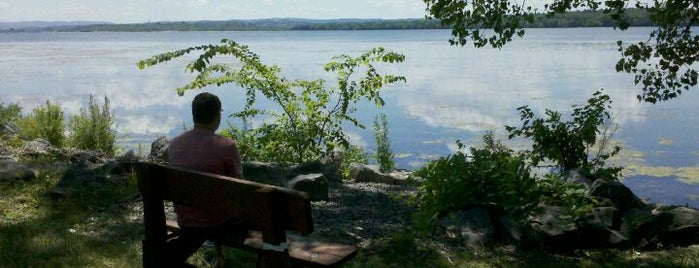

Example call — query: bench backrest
[137,161,314,247]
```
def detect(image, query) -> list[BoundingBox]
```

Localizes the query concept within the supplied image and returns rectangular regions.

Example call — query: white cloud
[117,114,179,135]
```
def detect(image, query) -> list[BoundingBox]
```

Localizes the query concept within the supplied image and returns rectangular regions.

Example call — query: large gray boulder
[589,180,646,211]
[22,139,57,156]
[0,156,36,182]
[149,136,169,163]
[285,160,341,183]
[243,161,285,186]
[438,207,495,248]
[349,163,397,184]
[0,123,18,136]
[652,206,699,247]
[287,173,329,201]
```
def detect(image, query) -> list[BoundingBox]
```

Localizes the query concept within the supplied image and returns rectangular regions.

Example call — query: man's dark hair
[192,92,221,124]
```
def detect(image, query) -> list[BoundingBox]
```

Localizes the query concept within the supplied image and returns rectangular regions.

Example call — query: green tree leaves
[423,0,699,103]
[18,101,65,147]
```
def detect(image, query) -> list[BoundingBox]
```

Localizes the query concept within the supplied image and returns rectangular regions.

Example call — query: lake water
[1,28,697,207]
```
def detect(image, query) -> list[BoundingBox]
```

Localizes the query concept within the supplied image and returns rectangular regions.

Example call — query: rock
[287,173,329,201]
[23,139,56,156]
[149,136,169,163]
[438,207,495,248]
[654,206,699,247]
[349,163,397,184]
[320,151,344,182]
[0,157,36,182]
[243,161,285,186]
[564,168,594,189]
[68,149,108,168]
[286,160,342,183]
[582,206,620,230]
[0,123,18,136]
[529,206,577,237]
[589,180,646,212]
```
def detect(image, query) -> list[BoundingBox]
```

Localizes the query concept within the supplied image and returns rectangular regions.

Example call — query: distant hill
[0,9,654,33]
[0,21,112,31]
[54,18,445,32]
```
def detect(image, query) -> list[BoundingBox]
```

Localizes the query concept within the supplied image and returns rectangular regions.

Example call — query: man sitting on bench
[166,92,246,266]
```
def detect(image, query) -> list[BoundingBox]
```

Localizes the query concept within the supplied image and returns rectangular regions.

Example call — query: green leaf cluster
[423,0,699,103]
[413,132,540,229]
[373,114,395,173]
[0,102,21,126]
[18,101,66,148]
[505,90,622,179]
[67,95,116,155]
[0,102,23,147]
[139,40,405,163]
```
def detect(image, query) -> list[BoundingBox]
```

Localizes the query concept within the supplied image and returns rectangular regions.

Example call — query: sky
[0,0,430,23]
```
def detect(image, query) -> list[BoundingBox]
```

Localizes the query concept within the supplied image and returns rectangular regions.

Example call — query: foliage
[17,101,66,147]
[68,95,116,155]
[505,90,622,180]
[537,173,598,219]
[340,144,369,180]
[0,102,21,126]
[373,113,394,173]
[423,0,699,103]
[413,133,539,230]
[0,102,23,148]
[139,39,405,163]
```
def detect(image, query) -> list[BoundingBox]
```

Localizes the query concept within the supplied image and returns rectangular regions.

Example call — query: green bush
[139,40,405,163]
[506,89,622,180]
[413,91,622,234]
[17,101,66,147]
[68,95,116,155]
[373,114,395,173]
[0,102,23,148]
[413,133,540,230]
[0,102,21,126]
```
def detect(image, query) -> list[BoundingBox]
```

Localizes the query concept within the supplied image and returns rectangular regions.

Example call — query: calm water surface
[1,28,697,207]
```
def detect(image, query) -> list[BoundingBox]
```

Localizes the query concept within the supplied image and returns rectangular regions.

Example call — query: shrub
[373,114,395,173]
[505,89,622,180]
[413,132,540,230]
[0,102,23,148]
[0,102,21,126]
[139,40,405,163]
[68,95,116,155]
[17,101,66,147]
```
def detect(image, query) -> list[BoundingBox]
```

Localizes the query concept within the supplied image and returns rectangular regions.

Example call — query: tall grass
[68,95,116,155]
[373,113,395,173]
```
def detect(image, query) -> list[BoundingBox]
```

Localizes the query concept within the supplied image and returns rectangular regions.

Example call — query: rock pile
[437,169,699,251]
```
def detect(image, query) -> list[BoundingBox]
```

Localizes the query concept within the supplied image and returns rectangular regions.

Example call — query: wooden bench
[136,162,357,267]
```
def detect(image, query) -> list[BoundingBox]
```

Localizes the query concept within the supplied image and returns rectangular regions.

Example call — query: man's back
[168,127,243,227]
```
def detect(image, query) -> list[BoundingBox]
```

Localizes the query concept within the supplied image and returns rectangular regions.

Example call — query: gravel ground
[310,181,418,247]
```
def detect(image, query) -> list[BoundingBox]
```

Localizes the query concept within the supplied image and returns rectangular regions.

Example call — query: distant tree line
[0,9,659,33]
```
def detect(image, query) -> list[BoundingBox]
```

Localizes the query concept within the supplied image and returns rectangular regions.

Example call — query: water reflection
[1,29,697,207]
